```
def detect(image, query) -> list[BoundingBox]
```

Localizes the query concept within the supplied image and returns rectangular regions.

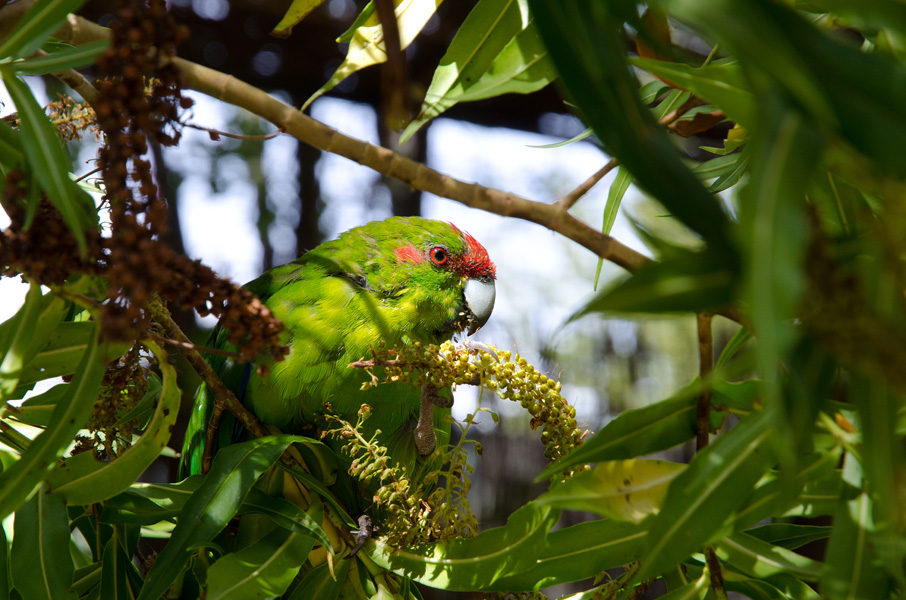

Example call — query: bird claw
[455,338,499,362]
[347,514,376,558]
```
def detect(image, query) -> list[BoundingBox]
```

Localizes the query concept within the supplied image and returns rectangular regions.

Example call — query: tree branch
[40,12,651,273]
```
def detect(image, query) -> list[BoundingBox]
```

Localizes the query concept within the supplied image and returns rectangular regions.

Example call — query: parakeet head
[326,216,496,341]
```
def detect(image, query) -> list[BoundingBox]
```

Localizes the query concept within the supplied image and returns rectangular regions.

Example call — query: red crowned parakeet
[180,216,496,509]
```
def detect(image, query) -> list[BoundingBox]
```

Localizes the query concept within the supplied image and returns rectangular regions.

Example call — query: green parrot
[180,216,496,509]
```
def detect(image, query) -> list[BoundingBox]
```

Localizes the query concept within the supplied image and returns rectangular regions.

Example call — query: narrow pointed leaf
[0,324,107,520]
[537,459,684,523]
[0,0,90,59]
[367,501,559,590]
[486,519,646,592]
[206,528,316,600]
[304,0,443,110]
[271,0,328,37]
[287,559,350,600]
[631,57,755,126]
[10,486,76,600]
[538,389,699,479]
[401,0,529,142]
[716,531,822,582]
[8,40,109,75]
[574,248,735,316]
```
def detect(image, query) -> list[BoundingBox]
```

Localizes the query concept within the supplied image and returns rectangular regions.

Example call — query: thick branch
[41,12,651,273]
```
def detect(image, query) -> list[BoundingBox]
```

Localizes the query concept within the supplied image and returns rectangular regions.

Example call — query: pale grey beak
[463,278,496,334]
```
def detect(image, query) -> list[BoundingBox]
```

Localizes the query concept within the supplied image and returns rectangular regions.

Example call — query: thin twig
[182,121,283,141]
[74,166,102,182]
[149,334,242,359]
[202,402,224,474]
[557,157,618,210]
[146,297,270,439]
[705,545,729,600]
[696,312,713,451]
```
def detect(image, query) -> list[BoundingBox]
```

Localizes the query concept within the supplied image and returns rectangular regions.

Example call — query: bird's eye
[429,247,448,266]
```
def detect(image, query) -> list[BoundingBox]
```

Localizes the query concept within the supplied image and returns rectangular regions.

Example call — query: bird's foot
[455,338,499,362]
[347,514,377,558]
[415,384,442,455]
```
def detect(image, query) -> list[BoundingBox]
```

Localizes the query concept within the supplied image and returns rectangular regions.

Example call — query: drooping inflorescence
[332,341,588,547]
[353,340,587,464]
[321,404,478,548]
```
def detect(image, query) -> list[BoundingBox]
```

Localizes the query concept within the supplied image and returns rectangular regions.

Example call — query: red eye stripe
[394,244,424,263]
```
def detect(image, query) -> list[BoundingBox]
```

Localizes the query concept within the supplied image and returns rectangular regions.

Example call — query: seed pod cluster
[356,341,587,465]
[322,406,477,548]
[73,342,149,459]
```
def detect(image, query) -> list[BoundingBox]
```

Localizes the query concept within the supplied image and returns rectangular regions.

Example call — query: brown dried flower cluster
[89,0,285,363]
[0,169,101,284]
[72,342,150,459]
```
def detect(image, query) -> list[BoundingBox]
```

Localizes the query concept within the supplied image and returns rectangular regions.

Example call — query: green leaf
[206,528,316,600]
[136,436,304,600]
[239,490,332,549]
[46,341,180,505]
[638,408,774,580]
[10,485,76,600]
[486,519,646,592]
[652,89,692,121]
[631,57,755,126]
[367,501,559,591]
[287,559,350,600]
[822,455,894,600]
[7,40,109,75]
[737,96,822,474]
[0,522,7,600]
[0,119,25,167]
[0,324,107,520]
[0,0,91,59]
[734,450,844,530]
[531,0,733,251]
[573,248,735,316]
[0,283,62,399]
[593,165,632,289]
[537,459,684,523]
[404,18,555,141]
[271,0,329,37]
[453,23,556,102]
[401,0,528,142]
[716,531,822,582]
[99,536,131,600]
[99,477,204,526]
[714,326,753,372]
[303,0,444,110]
[538,389,698,479]
[526,127,592,149]
[724,573,819,600]
[745,523,831,550]
[656,569,710,600]
[15,321,100,391]
[1,74,95,256]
